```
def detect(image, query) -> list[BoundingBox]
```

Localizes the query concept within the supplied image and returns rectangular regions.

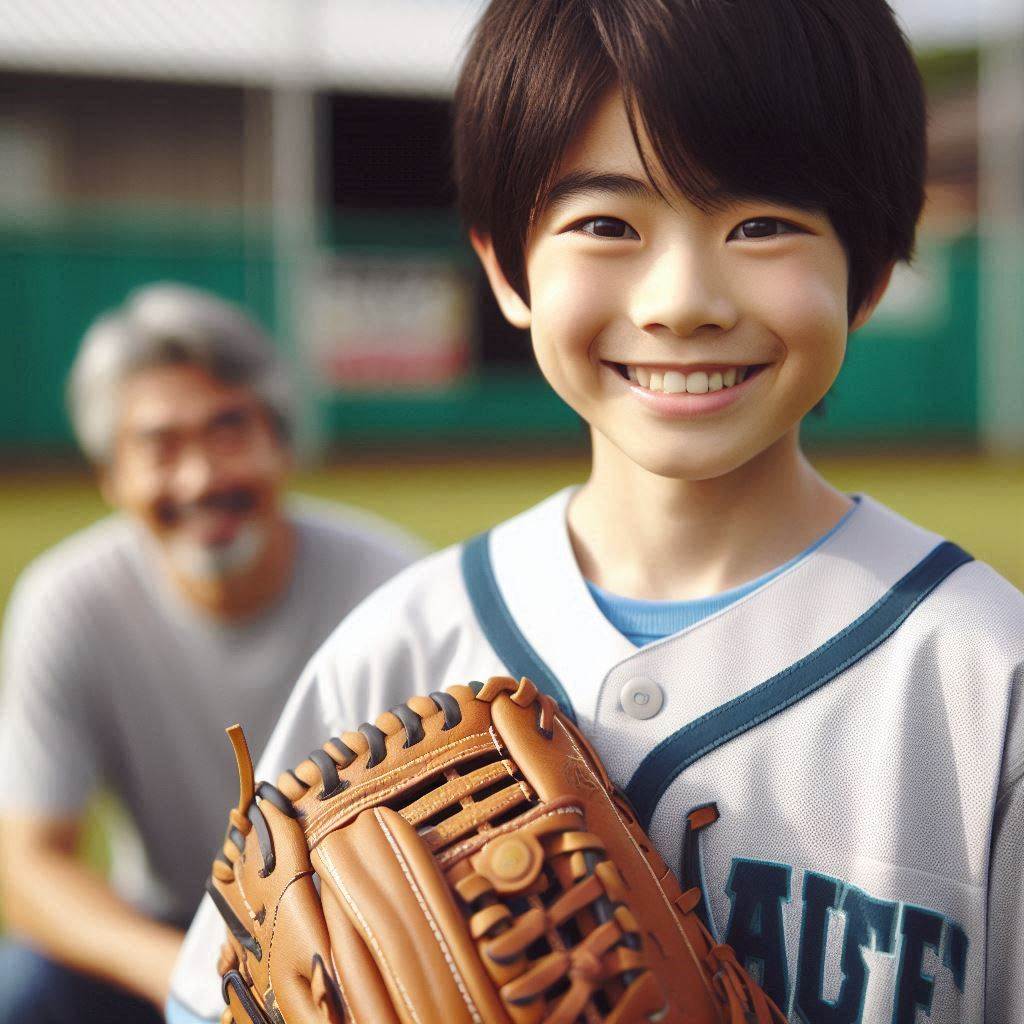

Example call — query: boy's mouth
[610,362,769,395]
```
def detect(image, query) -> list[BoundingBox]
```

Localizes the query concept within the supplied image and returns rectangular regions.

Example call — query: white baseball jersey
[168,488,1024,1024]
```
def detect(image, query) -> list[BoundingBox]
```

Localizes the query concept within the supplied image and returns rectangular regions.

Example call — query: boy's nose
[629,246,738,339]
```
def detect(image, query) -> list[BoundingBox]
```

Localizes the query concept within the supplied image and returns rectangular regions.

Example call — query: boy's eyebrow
[538,170,656,214]
[537,172,827,221]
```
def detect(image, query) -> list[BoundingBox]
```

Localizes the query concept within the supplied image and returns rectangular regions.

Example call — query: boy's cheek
[530,272,619,355]
[754,268,848,356]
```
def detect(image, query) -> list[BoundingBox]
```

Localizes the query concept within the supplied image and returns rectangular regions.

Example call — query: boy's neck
[567,427,852,602]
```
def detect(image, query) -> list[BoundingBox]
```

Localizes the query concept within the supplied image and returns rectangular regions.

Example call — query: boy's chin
[645,455,752,483]
[603,432,764,484]
[593,411,802,484]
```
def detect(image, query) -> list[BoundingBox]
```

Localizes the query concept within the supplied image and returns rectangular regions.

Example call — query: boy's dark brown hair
[453,0,926,322]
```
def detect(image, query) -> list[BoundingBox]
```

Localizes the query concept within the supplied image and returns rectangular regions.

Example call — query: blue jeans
[0,943,164,1024]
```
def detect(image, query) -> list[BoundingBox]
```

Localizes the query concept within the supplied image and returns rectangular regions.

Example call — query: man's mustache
[156,489,257,526]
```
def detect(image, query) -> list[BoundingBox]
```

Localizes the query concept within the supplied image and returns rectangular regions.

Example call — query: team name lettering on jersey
[722,858,969,1023]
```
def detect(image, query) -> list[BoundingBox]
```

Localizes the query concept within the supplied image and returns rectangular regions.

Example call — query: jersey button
[620,677,664,719]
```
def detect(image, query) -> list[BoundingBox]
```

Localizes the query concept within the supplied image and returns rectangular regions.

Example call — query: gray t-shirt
[0,497,423,926]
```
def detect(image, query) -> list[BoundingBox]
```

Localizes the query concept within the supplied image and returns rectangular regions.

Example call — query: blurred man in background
[0,283,423,1023]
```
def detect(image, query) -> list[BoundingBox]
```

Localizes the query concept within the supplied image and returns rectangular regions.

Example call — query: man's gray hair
[68,283,295,463]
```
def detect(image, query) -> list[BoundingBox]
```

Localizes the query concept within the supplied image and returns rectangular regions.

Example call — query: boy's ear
[850,262,896,333]
[470,230,532,330]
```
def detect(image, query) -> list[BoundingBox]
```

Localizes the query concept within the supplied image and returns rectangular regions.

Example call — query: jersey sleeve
[987,772,1024,1022]
[986,660,1024,1023]
[0,560,101,817]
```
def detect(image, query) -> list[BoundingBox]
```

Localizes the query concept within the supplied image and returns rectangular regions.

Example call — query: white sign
[308,254,472,391]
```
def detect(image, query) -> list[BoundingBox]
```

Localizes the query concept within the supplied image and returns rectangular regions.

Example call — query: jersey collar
[486,489,930,727]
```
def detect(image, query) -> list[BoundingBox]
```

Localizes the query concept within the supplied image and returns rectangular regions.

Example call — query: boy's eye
[573,217,640,239]
[729,218,800,240]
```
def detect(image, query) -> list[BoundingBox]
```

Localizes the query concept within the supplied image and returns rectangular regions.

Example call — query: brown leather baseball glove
[209,676,787,1023]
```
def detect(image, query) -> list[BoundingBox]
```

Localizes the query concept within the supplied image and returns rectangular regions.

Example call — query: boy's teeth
[686,371,709,394]
[663,370,686,394]
[624,364,753,393]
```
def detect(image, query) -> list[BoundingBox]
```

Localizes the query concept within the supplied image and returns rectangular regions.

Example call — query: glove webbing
[453,812,667,1023]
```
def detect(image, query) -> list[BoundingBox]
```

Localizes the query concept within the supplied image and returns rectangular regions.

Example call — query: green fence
[0,210,978,454]
[0,211,278,452]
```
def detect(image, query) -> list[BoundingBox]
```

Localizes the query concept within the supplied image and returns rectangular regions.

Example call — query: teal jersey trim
[460,531,577,723]
[624,540,974,830]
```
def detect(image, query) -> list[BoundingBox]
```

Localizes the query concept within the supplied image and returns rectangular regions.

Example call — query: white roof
[0,0,1014,91]
[0,0,483,93]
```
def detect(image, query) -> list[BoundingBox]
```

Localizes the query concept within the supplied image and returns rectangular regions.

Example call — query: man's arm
[0,811,183,1008]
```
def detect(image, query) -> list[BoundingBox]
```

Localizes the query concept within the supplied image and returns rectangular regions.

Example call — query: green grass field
[2,452,1022,612]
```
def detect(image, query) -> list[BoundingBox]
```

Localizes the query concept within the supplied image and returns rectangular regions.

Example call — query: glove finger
[223,970,273,1024]
[269,875,346,1024]
[314,806,507,1024]
[214,793,343,1024]
[310,954,345,1023]
[318,881,403,1024]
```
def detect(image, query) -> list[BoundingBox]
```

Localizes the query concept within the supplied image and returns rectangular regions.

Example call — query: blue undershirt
[586,497,859,647]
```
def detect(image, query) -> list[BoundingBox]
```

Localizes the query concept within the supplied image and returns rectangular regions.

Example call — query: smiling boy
[168,2,1024,1022]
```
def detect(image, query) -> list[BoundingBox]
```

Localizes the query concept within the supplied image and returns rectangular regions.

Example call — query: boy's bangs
[596,0,858,216]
